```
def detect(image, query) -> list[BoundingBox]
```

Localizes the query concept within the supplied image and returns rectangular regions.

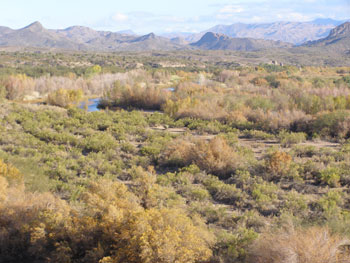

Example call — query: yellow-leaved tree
[113,208,214,263]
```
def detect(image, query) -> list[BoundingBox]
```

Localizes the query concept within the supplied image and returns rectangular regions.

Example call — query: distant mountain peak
[132,32,157,42]
[22,21,44,32]
[328,22,350,38]
[145,32,156,39]
[201,32,230,41]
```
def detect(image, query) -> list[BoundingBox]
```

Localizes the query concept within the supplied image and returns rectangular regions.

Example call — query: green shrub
[278,130,306,147]
[203,175,244,205]
[81,133,118,152]
[319,167,341,187]
[318,190,344,217]
[264,75,281,88]
[243,129,275,140]
[181,185,211,201]
[311,111,350,139]
[214,228,258,262]
[252,181,278,209]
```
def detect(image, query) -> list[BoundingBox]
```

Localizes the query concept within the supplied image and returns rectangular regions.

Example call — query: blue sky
[1,0,349,34]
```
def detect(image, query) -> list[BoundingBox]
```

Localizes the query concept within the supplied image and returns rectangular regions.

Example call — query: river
[79,98,101,112]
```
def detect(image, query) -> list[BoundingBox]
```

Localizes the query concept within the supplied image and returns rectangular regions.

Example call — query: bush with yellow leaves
[265,151,292,180]
[0,161,214,263]
[47,88,84,108]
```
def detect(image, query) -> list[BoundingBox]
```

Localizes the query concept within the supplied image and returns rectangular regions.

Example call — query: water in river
[79,98,101,112]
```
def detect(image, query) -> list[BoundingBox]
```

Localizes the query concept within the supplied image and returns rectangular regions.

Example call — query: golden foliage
[47,88,84,108]
[116,208,214,263]
[0,159,23,185]
[0,163,213,263]
[265,151,292,178]
[0,176,8,203]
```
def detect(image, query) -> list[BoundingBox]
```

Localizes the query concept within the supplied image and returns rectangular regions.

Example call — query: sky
[1,0,349,34]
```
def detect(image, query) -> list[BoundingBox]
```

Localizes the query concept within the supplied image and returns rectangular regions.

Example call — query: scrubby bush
[203,175,244,205]
[311,111,350,139]
[278,130,307,147]
[47,88,83,108]
[160,137,246,178]
[265,151,292,180]
[252,181,279,210]
[247,227,350,263]
[214,228,258,263]
[319,167,341,187]
[242,129,275,140]
[318,190,344,217]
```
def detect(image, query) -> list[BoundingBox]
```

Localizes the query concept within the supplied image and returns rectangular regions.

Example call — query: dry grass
[247,226,350,263]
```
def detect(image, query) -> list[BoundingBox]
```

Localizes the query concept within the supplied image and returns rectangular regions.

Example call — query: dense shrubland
[2,59,350,142]
[98,65,350,140]
[1,101,350,262]
[1,52,350,262]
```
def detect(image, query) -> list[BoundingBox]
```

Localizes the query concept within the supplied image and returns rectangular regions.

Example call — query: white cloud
[90,1,350,34]
[219,5,244,14]
[112,13,128,22]
[276,12,313,22]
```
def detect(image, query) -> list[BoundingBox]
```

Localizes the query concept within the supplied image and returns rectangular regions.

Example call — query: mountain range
[0,20,349,54]
[177,18,348,45]
[0,22,184,51]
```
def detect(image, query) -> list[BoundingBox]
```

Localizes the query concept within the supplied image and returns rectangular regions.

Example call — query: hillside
[303,22,350,52]
[191,32,292,51]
